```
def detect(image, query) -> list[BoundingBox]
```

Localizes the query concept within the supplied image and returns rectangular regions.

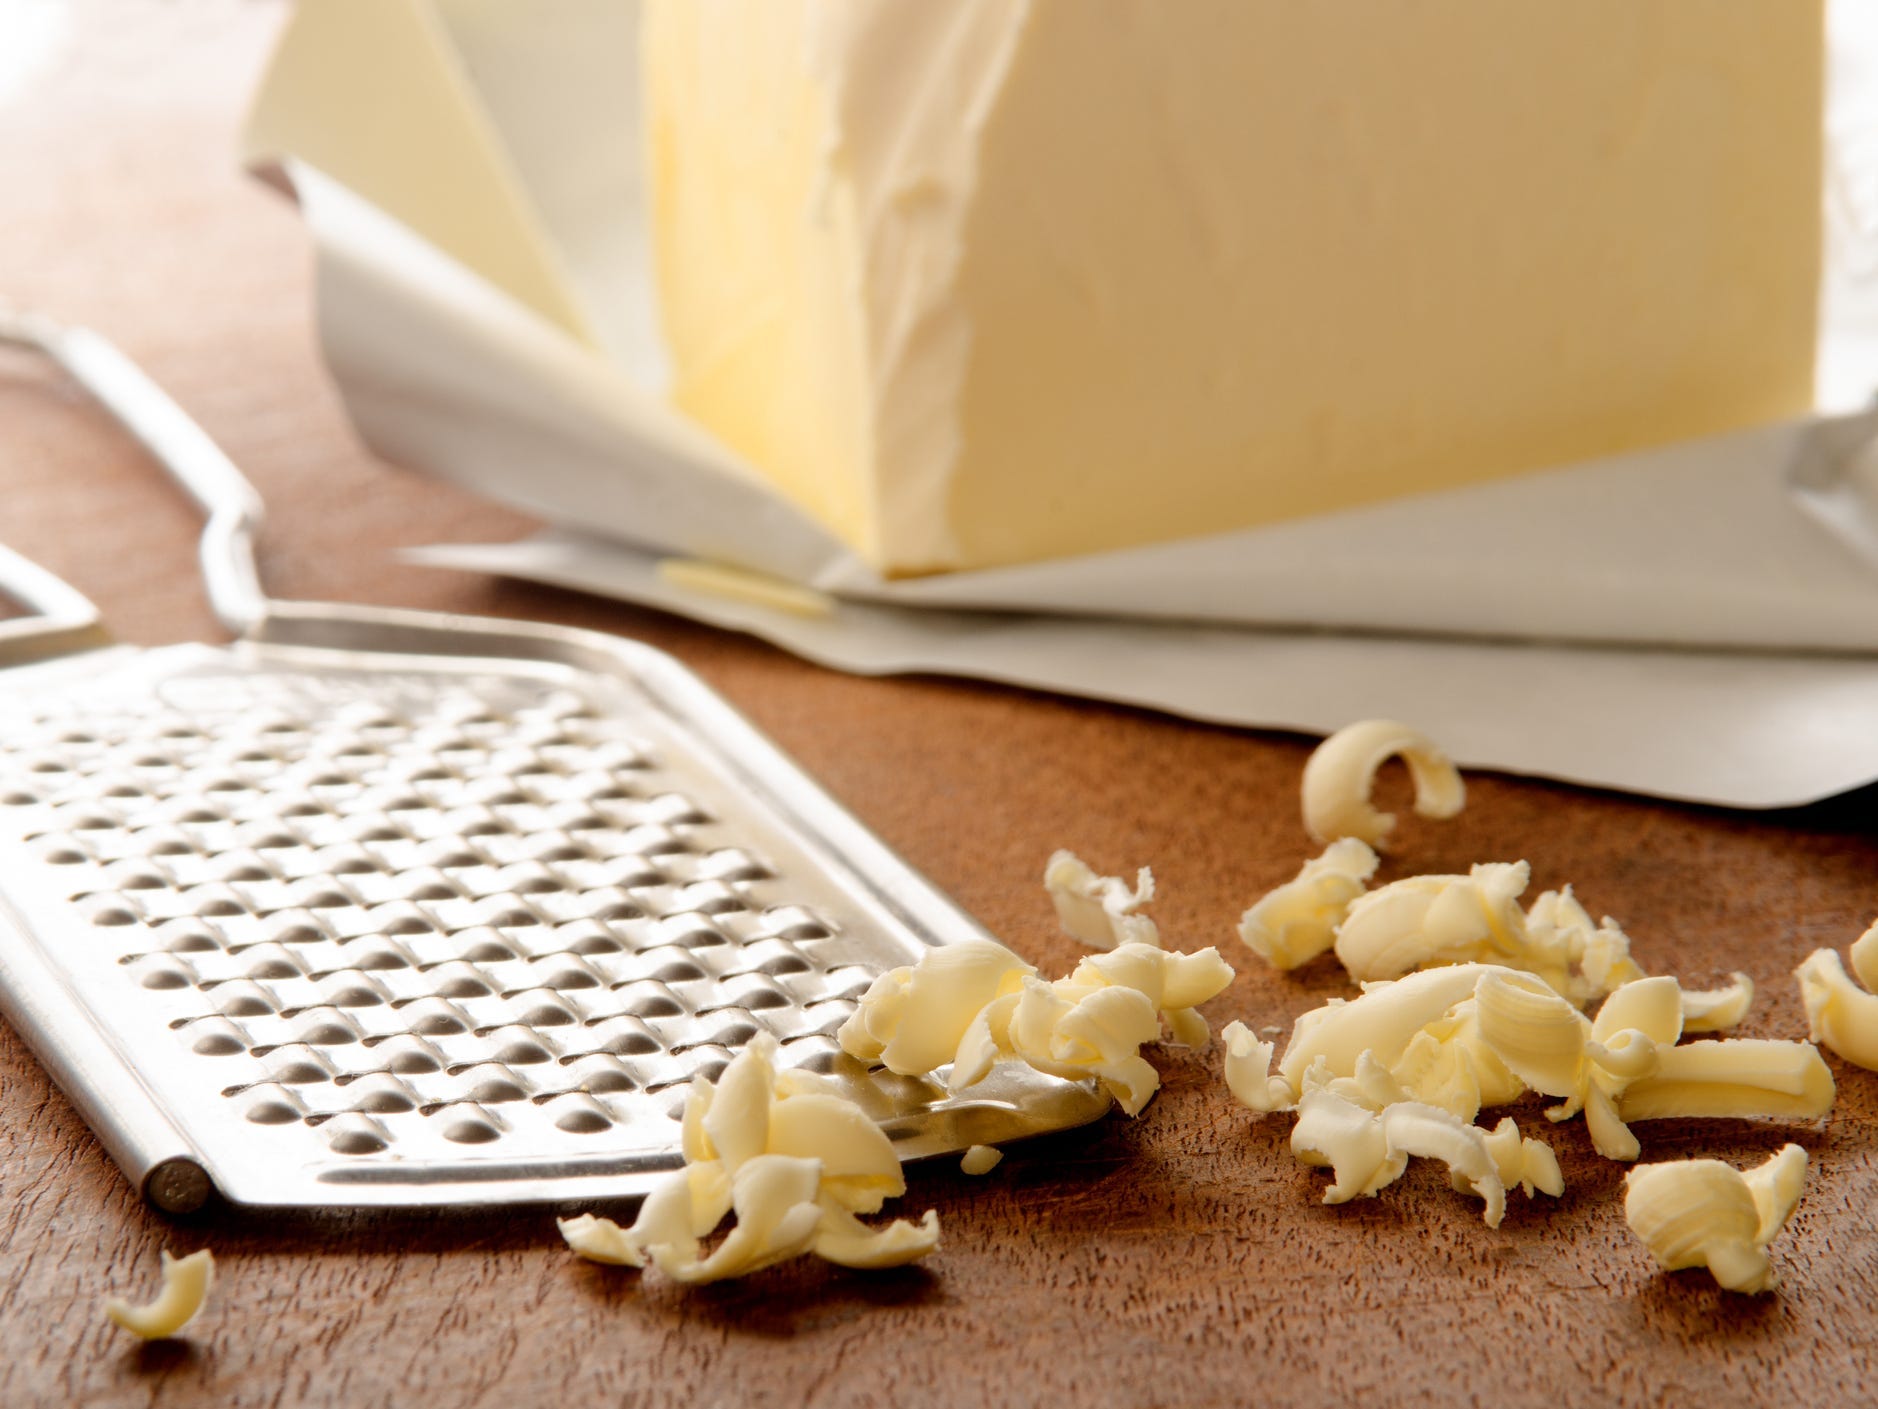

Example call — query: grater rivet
[144,1159,213,1214]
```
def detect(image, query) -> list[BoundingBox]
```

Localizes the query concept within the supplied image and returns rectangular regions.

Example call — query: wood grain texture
[2,5,1875,1405]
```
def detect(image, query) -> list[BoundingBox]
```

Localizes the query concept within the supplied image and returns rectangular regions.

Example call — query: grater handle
[0,543,112,667]
[0,309,269,636]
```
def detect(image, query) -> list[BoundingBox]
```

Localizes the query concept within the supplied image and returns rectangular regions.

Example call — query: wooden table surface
[4,5,1876,1405]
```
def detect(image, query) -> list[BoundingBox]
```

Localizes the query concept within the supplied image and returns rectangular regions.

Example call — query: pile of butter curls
[547,719,1872,1297]
[1218,720,1865,1294]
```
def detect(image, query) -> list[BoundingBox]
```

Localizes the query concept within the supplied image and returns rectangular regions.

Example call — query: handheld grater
[0,313,1106,1214]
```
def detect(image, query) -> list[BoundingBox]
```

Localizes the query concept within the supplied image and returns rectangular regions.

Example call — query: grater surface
[0,315,1108,1213]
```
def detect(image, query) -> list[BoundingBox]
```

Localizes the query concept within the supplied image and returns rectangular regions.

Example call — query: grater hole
[245,1099,301,1125]
[651,960,706,985]
[214,987,276,1018]
[191,1031,246,1056]
[750,954,812,977]
[679,1020,757,1051]
[496,1039,552,1066]
[565,933,622,956]
[569,1062,635,1094]
[554,1105,612,1134]
[351,1088,415,1115]
[387,1048,442,1075]
[444,1118,499,1145]
[519,1003,575,1028]
[296,885,350,910]
[328,1127,388,1156]
[407,1009,467,1037]
[468,1077,526,1104]
[775,919,832,941]
[622,993,682,1019]
[660,918,726,948]
[539,966,599,992]
[459,939,517,964]
[593,1029,659,1057]
[213,857,273,884]
[586,898,643,923]
[735,987,791,1012]
[435,974,492,1000]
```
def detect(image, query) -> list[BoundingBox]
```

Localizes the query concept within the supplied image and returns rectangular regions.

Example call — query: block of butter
[645,0,1823,576]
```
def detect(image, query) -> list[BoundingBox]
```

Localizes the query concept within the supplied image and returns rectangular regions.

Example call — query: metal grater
[0,314,1106,1214]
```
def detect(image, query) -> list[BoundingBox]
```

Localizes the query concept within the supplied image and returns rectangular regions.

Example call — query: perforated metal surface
[0,636,1107,1209]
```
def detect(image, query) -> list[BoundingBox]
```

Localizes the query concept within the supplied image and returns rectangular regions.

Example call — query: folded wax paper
[245,0,1878,807]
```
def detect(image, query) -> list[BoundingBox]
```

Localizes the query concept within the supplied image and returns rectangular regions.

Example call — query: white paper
[409,530,1878,810]
[248,0,1878,806]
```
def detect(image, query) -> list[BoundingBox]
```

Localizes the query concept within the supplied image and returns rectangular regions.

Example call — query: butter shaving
[960,1145,1003,1176]
[1797,940,1878,1072]
[104,1249,214,1341]
[1322,859,1733,1026]
[1301,719,1465,848]
[1333,863,1531,982]
[1677,973,1757,1033]
[1289,1060,1559,1227]
[1850,919,1878,992]
[838,938,1034,1075]
[1044,850,1160,949]
[1228,965,1833,1162]
[558,1035,939,1282]
[1237,838,1378,971]
[847,935,1232,1118]
[1624,1145,1808,1293]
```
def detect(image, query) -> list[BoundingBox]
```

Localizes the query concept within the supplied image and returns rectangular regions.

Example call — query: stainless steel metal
[0,543,111,666]
[0,316,1108,1212]
[0,309,265,633]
